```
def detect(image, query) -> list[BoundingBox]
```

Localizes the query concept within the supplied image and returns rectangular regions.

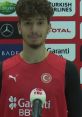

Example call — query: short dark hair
[15,0,54,23]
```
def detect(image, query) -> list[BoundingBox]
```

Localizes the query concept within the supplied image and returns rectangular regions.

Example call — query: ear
[17,22,22,35]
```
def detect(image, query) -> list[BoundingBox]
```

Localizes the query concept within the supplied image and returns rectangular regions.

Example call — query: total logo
[47,21,75,39]
[8,96,51,116]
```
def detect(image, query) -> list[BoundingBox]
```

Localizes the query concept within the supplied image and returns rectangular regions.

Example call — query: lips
[29,35,40,40]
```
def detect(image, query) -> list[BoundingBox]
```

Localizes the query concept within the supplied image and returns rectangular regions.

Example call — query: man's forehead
[24,16,47,21]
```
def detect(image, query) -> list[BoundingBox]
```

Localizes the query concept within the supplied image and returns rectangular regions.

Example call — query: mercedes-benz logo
[0,24,14,38]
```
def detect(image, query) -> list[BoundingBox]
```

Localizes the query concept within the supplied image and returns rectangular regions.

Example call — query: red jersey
[0,53,67,117]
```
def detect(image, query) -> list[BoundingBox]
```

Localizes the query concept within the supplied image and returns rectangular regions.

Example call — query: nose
[31,24,38,33]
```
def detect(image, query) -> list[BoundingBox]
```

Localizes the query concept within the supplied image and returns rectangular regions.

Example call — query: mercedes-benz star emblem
[0,24,14,38]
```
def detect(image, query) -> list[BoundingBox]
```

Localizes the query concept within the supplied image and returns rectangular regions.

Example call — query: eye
[26,22,32,25]
[38,21,44,25]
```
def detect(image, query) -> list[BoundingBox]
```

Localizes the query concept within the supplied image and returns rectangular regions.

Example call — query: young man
[0,0,81,117]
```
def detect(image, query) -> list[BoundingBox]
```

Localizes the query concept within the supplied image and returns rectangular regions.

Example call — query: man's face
[18,16,51,49]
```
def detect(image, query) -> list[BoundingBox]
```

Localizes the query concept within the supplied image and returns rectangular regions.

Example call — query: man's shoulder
[47,53,67,72]
[48,53,66,65]
[3,54,20,72]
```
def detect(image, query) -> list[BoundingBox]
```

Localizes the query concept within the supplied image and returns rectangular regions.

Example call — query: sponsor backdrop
[0,0,82,89]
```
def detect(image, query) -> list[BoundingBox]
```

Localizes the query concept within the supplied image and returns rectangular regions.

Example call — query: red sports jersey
[0,53,67,117]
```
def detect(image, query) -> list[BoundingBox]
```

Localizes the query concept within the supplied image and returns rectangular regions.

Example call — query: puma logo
[8,75,18,82]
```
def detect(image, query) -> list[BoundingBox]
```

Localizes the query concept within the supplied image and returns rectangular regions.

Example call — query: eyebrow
[27,18,47,21]
[38,18,47,21]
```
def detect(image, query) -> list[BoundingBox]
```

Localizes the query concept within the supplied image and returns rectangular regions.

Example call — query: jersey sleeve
[65,60,81,117]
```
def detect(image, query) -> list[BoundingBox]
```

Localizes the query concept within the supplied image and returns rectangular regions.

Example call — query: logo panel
[48,0,75,16]
[0,0,17,16]
[80,22,82,39]
[45,44,76,61]
[0,44,22,61]
[47,21,76,39]
[80,0,82,16]
[0,21,22,39]
[80,68,82,84]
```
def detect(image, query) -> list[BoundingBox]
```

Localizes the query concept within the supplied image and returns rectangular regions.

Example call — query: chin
[28,43,43,49]
[24,39,45,49]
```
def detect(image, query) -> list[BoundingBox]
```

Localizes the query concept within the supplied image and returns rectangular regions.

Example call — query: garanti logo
[0,0,16,15]
[9,96,17,110]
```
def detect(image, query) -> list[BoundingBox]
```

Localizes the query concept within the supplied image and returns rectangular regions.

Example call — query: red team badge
[41,73,52,83]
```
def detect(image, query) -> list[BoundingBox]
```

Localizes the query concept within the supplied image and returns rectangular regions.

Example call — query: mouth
[31,36,38,39]
[29,35,41,40]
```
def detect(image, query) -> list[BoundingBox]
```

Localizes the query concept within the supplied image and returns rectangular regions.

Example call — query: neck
[20,42,49,63]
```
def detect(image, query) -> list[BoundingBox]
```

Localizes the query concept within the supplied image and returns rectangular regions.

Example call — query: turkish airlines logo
[48,0,75,16]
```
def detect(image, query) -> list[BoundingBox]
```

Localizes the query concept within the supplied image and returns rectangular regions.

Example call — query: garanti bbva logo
[8,96,51,116]
[0,1,16,15]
